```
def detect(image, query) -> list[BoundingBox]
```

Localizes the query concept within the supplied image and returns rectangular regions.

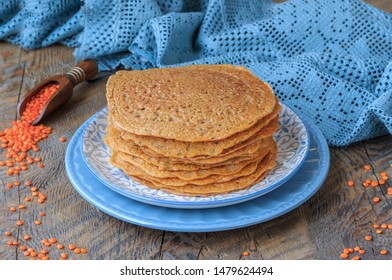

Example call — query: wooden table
[1,2,391,260]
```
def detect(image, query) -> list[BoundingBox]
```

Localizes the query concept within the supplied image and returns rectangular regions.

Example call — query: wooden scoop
[17,59,98,125]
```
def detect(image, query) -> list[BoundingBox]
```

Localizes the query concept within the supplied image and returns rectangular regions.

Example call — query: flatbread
[106,64,277,142]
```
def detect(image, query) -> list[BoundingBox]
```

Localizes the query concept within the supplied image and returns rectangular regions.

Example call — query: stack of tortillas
[104,64,281,196]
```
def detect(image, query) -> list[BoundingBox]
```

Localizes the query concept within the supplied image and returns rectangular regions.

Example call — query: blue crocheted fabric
[1,0,391,146]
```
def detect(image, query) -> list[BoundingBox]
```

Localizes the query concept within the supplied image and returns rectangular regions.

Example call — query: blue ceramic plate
[80,103,310,209]
[65,113,329,232]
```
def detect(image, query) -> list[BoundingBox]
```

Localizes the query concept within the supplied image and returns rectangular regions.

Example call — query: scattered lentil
[60,253,68,259]
[364,165,371,171]
[340,253,349,259]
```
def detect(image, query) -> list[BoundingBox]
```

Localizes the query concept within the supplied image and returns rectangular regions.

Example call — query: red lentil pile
[2,83,87,260]
[341,163,392,260]
[0,83,59,175]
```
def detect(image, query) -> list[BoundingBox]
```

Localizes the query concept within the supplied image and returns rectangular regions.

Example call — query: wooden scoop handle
[65,59,98,86]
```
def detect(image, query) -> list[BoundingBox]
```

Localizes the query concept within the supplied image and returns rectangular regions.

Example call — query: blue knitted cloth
[1,0,391,146]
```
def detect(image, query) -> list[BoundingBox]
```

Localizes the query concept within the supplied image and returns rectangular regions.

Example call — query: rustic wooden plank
[0,42,23,260]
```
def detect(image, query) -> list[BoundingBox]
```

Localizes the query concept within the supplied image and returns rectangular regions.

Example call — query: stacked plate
[65,103,330,232]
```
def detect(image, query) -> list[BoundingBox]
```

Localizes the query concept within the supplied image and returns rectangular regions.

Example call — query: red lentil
[380,249,388,255]
[34,220,42,225]
[59,137,67,142]
[364,165,371,171]
[373,197,381,203]
[5,231,11,236]
[340,253,349,259]
[364,235,372,241]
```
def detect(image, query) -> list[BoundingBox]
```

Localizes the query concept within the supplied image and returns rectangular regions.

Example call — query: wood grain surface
[1,1,391,260]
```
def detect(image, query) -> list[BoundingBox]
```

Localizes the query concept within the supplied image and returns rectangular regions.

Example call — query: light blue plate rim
[65,112,330,232]
[79,103,310,209]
